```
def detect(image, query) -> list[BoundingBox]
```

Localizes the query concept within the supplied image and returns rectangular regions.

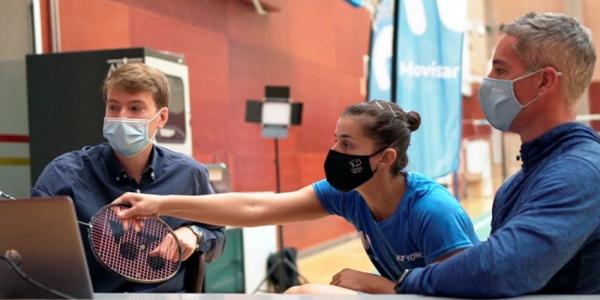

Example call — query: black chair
[184,252,206,292]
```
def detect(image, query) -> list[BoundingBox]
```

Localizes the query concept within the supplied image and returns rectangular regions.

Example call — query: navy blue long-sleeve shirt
[398,123,600,297]
[31,143,225,293]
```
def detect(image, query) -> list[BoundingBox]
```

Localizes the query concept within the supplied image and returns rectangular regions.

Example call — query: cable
[0,254,75,299]
[0,190,15,200]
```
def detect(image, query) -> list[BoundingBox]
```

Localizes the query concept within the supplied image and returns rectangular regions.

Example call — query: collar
[519,122,600,171]
[103,143,160,183]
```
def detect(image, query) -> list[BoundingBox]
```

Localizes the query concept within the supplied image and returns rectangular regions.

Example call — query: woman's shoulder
[406,172,452,198]
[406,172,461,214]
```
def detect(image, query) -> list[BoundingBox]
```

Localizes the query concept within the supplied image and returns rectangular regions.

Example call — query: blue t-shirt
[313,172,479,281]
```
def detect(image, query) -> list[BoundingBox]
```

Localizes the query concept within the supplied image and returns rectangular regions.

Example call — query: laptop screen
[0,197,94,299]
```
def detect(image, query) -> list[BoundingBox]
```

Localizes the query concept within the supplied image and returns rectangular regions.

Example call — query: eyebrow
[336,134,355,140]
[492,59,508,67]
[106,99,147,105]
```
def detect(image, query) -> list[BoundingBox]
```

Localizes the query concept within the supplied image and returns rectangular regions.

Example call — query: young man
[396,12,600,297]
[32,63,225,292]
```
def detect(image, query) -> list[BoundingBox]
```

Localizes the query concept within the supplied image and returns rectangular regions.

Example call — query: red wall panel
[288,1,337,68]
[40,0,52,52]
[60,0,131,51]
[226,0,292,55]
[116,0,227,33]
[332,1,371,76]
[53,0,371,250]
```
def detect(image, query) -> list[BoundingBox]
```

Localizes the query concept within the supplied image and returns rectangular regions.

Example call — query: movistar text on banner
[395,0,466,178]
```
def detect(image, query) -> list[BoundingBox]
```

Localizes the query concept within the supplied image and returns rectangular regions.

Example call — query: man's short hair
[501,12,596,107]
[103,63,170,109]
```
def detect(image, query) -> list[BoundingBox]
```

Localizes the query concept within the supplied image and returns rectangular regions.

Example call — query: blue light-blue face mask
[478,69,547,131]
[103,110,162,157]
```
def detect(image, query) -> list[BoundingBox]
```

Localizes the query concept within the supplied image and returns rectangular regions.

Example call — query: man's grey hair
[501,12,596,107]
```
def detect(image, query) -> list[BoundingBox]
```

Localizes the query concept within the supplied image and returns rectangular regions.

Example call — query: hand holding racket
[78,203,182,283]
[114,193,200,261]
[113,192,165,231]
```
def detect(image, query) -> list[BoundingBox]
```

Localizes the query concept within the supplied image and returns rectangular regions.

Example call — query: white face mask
[103,110,162,157]
[478,69,549,131]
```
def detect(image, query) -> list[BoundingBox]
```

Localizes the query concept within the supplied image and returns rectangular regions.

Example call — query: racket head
[87,203,182,283]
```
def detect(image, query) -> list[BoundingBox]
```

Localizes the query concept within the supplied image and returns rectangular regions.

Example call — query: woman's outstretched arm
[114,184,329,227]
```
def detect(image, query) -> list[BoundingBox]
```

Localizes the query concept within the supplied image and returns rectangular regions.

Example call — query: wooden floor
[296,178,497,284]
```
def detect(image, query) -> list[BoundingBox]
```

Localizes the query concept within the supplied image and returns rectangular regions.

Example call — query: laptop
[0,196,94,299]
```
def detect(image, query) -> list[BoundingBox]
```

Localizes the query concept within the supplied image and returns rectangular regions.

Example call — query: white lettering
[396,252,423,262]
[399,61,459,79]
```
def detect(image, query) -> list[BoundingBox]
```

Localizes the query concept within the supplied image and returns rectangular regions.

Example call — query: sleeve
[312,179,358,219]
[398,157,600,298]
[31,158,73,198]
[185,164,225,262]
[412,190,478,263]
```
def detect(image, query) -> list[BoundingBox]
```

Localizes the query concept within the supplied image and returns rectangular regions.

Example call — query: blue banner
[395,0,465,178]
[367,0,394,101]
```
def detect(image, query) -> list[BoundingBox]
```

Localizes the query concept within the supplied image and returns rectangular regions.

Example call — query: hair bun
[406,111,421,132]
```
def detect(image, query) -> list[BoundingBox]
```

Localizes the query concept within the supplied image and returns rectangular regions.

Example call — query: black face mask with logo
[324,147,387,192]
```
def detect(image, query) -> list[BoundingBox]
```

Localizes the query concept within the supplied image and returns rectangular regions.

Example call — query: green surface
[204,228,245,293]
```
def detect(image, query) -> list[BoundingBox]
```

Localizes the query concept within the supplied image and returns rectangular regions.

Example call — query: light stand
[245,86,307,293]
[274,138,281,194]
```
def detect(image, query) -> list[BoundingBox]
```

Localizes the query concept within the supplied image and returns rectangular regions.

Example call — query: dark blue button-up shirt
[32,143,225,293]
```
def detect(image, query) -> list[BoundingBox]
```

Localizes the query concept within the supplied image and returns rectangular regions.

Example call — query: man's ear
[158,107,169,128]
[538,67,561,97]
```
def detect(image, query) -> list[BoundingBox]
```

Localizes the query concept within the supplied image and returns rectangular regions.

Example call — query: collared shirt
[398,123,600,297]
[32,143,225,293]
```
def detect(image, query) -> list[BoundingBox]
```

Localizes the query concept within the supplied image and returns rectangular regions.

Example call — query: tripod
[251,138,308,293]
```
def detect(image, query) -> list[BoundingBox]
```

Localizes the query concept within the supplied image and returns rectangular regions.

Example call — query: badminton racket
[77,204,182,283]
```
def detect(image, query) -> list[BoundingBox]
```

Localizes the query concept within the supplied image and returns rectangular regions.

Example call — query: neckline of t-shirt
[371,172,414,228]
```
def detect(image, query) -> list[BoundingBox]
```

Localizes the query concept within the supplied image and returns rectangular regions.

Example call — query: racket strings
[89,206,180,282]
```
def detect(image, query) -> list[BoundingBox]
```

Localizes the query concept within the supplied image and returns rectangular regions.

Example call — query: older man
[396,12,600,297]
